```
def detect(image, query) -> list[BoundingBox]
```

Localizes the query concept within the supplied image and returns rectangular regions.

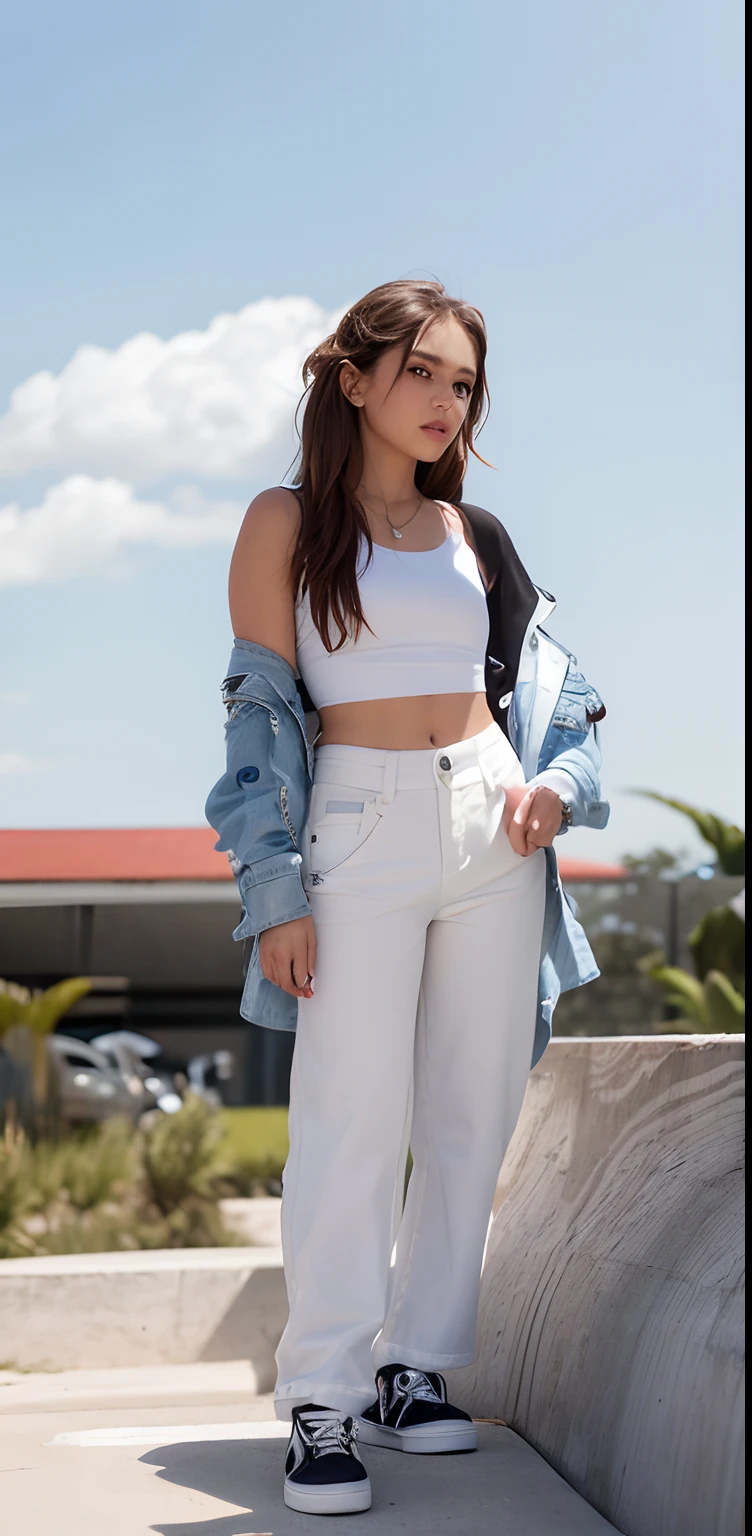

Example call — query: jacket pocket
[551,667,605,742]
[535,665,606,776]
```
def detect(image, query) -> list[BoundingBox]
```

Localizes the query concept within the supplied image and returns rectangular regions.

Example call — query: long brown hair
[289,279,490,652]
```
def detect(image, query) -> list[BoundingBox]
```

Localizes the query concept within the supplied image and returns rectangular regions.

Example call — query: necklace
[387,494,423,539]
[364,491,423,539]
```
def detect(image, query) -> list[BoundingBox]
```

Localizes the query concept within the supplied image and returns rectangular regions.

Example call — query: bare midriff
[315,691,495,751]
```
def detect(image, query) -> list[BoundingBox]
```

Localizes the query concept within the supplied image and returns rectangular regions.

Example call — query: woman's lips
[420,424,447,441]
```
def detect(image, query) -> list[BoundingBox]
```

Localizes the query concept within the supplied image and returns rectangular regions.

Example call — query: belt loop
[381,752,398,806]
[479,747,496,794]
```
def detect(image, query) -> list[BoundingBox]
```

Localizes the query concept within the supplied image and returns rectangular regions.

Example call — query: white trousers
[274,720,546,1420]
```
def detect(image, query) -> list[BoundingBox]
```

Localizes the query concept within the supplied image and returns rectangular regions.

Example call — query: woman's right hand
[258,914,317,999]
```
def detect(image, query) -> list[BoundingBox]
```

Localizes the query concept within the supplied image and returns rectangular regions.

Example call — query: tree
[0,977,92,1134]
[635,793,744,876]
[631,796,745,1032]
[621,846,683,878]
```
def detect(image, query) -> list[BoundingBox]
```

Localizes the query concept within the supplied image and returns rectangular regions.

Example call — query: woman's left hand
[503,784,563,856]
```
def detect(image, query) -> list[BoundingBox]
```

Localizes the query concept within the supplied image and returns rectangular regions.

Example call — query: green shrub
[1,1098,292,1257]
[640,958,745,1032]
[20,1141,66,1213]
[632,795,745,1031]
[162,1195,235,1248]
[0,1142,28,1252]
[59,1119,134,1211]
[142,1094,226,1214]
[689,906,745,995]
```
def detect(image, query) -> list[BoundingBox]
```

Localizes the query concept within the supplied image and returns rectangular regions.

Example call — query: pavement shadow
[142,1432,397,1536]
[141,1428,487,1536]
[141,1423,621,1535]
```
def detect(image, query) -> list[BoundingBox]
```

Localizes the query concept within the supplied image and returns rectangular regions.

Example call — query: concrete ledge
[0,1359,264,1414]
[0,1245,288,1379]
[218,1194,282,1246]
[448,1035,745,1536]
[0,1245,284,1275]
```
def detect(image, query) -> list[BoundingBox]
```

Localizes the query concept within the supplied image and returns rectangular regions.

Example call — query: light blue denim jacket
[205,584,610,1070]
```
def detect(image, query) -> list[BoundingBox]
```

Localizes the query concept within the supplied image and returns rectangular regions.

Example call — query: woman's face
[341,314,479,463]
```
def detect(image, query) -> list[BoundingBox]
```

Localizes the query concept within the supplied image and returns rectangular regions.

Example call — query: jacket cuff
[527,767,580,807]
[232,856,311,939]
[526,767,581,835]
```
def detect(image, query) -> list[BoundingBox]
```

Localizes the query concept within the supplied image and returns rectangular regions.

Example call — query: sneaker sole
[357,1418,479,1455]
[283,1476,372,1514]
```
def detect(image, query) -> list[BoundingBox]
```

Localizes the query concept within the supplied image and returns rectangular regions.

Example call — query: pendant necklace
[385,493,423,539]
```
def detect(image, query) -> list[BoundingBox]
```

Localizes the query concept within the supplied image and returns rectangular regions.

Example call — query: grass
[218,1106,289,1188]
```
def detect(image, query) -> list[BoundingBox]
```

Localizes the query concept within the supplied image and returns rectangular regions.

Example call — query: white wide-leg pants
[274,720,546,1420]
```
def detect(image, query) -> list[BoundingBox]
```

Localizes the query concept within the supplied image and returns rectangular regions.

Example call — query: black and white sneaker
[358,1364,478,1455]
[283,1404,372,1515]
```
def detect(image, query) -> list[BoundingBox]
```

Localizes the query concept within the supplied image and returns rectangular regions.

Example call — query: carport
[0,828,627,1104]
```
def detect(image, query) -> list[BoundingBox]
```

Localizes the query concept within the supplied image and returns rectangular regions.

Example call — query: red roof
[559,857,627,881]
[0,829,627,884]
[0,828,231,883]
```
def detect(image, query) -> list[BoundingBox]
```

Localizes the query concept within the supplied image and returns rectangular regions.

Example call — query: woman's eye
[408,367,471,399]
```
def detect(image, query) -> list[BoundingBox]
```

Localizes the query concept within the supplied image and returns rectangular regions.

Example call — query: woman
[205,279,609,1516]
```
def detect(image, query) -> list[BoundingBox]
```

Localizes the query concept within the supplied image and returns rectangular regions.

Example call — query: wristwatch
[559,800,573,830]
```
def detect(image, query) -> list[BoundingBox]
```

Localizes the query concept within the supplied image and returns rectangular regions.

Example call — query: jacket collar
[519,586,557,675]
[457,501,542,693]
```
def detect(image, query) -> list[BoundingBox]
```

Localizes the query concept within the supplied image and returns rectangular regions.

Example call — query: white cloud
[0,476,243,584]
[0,752,46,775]
[0,295,343,482]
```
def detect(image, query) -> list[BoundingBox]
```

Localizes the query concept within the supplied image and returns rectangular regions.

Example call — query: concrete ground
[0,1362,622,1535]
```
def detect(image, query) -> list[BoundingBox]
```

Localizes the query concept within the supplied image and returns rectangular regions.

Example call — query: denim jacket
[205,504,610,1069]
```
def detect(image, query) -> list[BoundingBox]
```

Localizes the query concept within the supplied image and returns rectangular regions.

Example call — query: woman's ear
[338,359,366,408]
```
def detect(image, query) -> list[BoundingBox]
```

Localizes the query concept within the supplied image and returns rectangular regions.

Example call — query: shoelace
[302,1413,359,1455]
[395,1368,444,1406]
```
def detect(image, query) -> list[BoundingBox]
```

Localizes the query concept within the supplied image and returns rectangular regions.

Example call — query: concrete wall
[448,1036,745,1536]
[0,1248,287,1388]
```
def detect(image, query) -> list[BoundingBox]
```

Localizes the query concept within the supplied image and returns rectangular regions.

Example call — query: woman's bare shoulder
[235,485,302,559]
[229,488,302,662]
[440,498,475,550]
[445,500,491,591]
[440,500,465,536]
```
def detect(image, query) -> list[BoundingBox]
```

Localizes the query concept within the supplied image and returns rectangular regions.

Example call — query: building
[0,829,628,1104]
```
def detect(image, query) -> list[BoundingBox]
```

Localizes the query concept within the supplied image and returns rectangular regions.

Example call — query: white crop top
[294,509,489,709]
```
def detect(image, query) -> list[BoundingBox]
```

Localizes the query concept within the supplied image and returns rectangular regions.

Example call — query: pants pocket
[484,734,525,792]
[304,781,384,876]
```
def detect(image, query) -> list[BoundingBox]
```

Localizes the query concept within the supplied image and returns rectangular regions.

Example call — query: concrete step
[1,1372,624,1536]
[0,1245,287,1376]
[0,1360,268,1414]
[218,1193,281,1245]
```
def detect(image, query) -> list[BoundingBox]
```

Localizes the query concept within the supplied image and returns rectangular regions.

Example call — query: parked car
[49,1035,151,1125]
[92,1031,235,1112]
[187,1048,234,1106]
[90,1030,183,1115]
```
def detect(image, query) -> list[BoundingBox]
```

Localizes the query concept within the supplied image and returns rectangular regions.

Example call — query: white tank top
[294,506,489,709]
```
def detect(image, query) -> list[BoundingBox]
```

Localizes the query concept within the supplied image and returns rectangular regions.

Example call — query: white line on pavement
[48,1420,290,1448]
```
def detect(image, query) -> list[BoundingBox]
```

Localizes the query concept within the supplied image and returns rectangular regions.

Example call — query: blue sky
[0,0,744,864]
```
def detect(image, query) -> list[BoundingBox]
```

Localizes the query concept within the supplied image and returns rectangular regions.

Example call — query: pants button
[439,755,452,771]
